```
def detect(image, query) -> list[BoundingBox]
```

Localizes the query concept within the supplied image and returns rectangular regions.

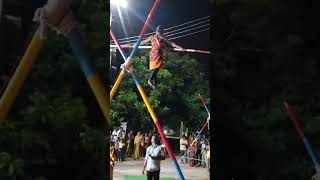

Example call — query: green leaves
[0,152,25,179]
[111,51,210,132]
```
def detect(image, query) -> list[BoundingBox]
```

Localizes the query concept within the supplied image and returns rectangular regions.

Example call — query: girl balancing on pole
[123,25,184,89]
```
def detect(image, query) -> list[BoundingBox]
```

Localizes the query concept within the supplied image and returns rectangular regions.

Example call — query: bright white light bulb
[111,0,128,8]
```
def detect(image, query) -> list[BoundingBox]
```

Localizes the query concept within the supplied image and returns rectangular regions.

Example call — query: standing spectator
[145,132,151,148]
[119,139,126,162]
[207,143,210,172]
[142,135,166,180]
[116,128,121,139]
[188,132,195,147]
[117,127,125,140]
[112,128,117,142]
[110,142,117,180]
[140,134,145,157]
[126,131,134,158]
[115,137,120,162]
[188,143,197,167]
[196,137,202,166]
[180,135,188,164]
[201,138,207,167]
[134,131,143,160]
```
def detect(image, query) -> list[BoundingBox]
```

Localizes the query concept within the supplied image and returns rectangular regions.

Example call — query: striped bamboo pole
[66,30,110,126]
[284,102,320,172]
[0,29,43,123]
[110,45,210,54]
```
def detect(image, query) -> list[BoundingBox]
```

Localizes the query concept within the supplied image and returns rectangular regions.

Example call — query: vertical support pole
[110,31,186,180]
[199,94,210,115]
[0,29,43,123]
[284,102,320,172]
[66,30,109,126]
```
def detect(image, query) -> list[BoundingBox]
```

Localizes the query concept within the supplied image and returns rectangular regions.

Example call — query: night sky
[111,0,210,49]
[110,0,211,74]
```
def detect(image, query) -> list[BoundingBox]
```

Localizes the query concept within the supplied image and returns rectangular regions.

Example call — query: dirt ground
[113,155,210,180]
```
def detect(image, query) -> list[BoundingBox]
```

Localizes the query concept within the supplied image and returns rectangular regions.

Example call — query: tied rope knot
[33,7,48,39]
[32,0,76,39]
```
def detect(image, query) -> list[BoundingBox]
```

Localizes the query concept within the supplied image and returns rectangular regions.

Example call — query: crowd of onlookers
[180,132,210,169]
[110,127,154,162]
[110,127,210,169]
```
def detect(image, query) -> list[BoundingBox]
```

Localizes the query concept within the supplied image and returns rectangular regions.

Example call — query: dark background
[214,0,320,179]
[1,0,108,179]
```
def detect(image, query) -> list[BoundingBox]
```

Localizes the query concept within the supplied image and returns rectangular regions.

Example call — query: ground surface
[113,155,210,180]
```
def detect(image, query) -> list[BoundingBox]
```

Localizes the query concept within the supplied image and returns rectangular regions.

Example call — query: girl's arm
[140,37,151,46]
[163,38,184,50]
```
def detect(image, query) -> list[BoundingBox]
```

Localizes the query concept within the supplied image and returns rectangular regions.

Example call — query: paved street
[113,156,210,180]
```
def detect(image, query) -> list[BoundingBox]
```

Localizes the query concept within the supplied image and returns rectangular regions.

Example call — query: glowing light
[111,0,128,8]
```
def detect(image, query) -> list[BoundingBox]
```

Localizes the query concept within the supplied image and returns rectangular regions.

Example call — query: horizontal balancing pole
[110,45,210,54]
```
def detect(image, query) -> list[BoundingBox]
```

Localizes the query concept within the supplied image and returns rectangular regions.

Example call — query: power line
[163,19,210,35]
[112,22,210,44]
[110,27,210,46]
[166,24,210,38]
[164,16,209,31]
[110,16,210,43]
[168,28,210,41]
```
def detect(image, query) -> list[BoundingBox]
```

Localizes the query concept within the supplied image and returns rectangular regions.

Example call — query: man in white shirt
[142,135,165,180]
[112,128,118,142]
[180,135,188,164]
[118,127,125,140]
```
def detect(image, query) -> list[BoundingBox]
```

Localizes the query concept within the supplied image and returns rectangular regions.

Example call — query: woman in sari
[126,131,134,158]
[134,131,143,160]
[188,142,197,167]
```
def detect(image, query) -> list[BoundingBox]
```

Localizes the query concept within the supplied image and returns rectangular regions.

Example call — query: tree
[111,50,210,136]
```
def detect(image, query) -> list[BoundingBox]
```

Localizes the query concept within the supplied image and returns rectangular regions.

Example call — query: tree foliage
[111,50,210,135]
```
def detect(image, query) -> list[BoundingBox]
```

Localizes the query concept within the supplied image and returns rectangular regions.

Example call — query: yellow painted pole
[87,74,110,125]
[136,84,159,123]
[0,29,43,123]
[66,30,110,126]
[110,70,125,101]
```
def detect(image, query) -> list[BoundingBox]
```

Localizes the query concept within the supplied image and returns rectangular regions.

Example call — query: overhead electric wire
[110,23,210,44]
[164,16,209,31]
[166,24,210,38]
[110,26,210,46]
[168,28,210,41]
[110,23,210,45]
[163,19,210,35]
[110,16,210,44]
